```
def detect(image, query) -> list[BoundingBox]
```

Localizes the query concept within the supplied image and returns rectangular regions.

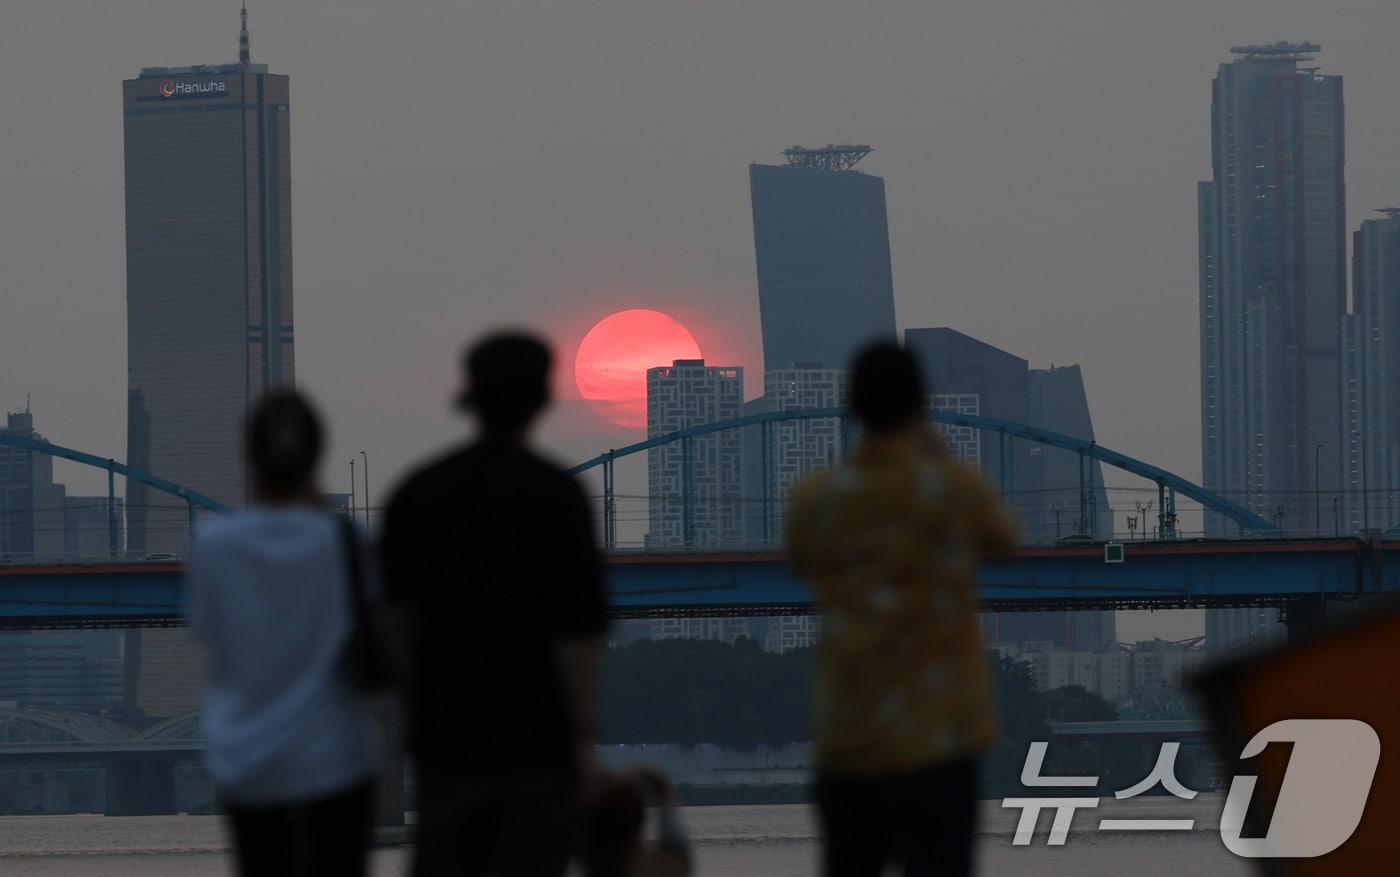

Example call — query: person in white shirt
[187,391,377,877]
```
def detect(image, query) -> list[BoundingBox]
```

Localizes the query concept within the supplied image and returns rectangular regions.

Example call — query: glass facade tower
[122,26,293,553]
[1197,42,1346,535]
[749,146,897,372]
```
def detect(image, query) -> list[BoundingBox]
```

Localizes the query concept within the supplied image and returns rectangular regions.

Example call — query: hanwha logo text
[160,80,176,97]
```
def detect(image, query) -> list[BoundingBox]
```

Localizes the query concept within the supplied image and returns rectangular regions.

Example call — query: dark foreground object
[227,780,374,876]
[816,758,976,877]
[413,772,575,876]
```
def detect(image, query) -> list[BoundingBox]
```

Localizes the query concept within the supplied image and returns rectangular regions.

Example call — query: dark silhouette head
[245,391,324,500]
[583,777,646,877]
[459,332,552,436]
[850,341,926,433]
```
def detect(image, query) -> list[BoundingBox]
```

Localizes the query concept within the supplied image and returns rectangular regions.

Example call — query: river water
[0,796,1248,875]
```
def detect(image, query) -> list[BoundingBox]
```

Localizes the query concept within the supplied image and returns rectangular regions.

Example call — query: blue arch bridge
[1,411,1397,630]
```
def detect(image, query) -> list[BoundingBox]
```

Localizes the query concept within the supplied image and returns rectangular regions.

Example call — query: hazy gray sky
[4,2,1398,636]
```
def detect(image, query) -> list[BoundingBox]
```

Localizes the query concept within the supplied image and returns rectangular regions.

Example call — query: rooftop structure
[781,144,872,172]
[1228,41,1321,61]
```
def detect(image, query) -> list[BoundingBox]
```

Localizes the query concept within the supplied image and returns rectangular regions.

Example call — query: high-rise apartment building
[1198,42,1346,535]
[929,394,983,468]
[646,360,744,549]
[122,8,293,553]
[750,145,897,373]
[651,618,752,644]
[762,367,849,536]
[1344,210,1400,532]
[1198,41,1345,654]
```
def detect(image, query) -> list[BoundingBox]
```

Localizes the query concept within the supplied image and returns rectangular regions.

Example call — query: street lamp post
[360,450,370,530]
[1134,500,1153,541]
[349,458,357,521]
[1314,443,1322,537]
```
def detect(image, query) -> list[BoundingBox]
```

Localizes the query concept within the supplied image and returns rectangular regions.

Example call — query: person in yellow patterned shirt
[787,342,1017,877]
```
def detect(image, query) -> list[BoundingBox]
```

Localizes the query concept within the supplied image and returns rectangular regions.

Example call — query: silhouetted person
[382,332,606,876]
[787,342,1017,877]
[187,392,376,877]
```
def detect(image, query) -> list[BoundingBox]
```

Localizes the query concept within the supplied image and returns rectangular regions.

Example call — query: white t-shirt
[187,506,375,805]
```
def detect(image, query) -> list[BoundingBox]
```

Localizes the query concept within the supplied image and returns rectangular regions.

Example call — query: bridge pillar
[681,437,694,549]
[1078,451,1088,534]
[761,421,774,547]
[105,752,178,816]
[602,455,617,551]
[107,462,119,558]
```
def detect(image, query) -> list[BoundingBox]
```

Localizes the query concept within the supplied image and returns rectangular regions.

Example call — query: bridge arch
[570,407,1275,546]
[135,710,203,743]
[0,706,136,746]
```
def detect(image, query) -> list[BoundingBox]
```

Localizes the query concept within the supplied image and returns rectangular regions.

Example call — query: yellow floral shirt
[787,433,1017,776]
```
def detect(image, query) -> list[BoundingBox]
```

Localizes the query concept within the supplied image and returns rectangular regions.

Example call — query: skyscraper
[1198,42,1346,535]
[1028,365,1113,542]
[1345,210,1400,531]
[0,411,67,561]
[122,6,293,553]
[904,328,1039,529]
[646,360,744,549]
[750,145,897,373]
[1025,365,1116,650]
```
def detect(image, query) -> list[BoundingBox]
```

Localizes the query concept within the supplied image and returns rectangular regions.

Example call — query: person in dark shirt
[382,333,607,877]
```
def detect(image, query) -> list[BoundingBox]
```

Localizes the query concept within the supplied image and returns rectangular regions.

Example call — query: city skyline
[6,4,1399,505]
[6,4,1400,641]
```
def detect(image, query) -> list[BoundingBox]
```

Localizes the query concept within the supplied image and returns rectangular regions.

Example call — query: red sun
[575,309,702,428]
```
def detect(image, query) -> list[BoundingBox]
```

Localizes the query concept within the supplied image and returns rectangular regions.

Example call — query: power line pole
[1048,502,1066,540]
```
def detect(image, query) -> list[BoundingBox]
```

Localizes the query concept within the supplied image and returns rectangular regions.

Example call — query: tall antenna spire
[238,2,251,65]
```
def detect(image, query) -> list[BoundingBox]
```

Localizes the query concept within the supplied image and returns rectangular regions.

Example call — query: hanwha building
[121,8,293,552]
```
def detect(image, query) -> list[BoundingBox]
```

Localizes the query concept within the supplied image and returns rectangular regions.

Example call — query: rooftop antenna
[238,2,251,66]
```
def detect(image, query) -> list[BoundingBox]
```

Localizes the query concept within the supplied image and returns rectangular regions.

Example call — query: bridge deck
[0,539,1395,628]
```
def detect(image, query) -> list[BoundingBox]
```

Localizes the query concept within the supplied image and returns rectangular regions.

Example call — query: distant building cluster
[0,15,291,728]
[644,146,1119,651]
[994,639,1209,703]
[0,411,124,562]
[644,149,1116,558]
